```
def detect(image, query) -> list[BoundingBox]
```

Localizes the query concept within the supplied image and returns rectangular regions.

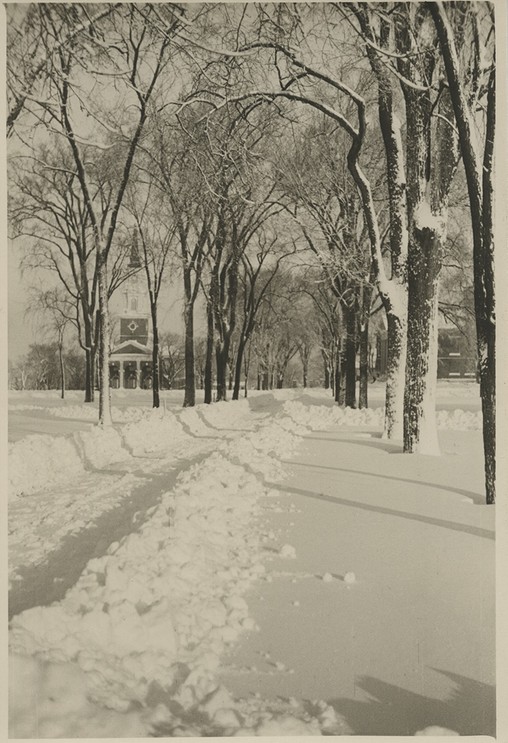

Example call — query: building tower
[109,231,153,389]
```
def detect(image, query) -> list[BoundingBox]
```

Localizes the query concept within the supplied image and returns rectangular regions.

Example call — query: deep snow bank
[8,395,483,500]
[10,404,345,737]
[8,399,259,499]
[9,434,86,498]
[282,400,482,432]
[8,427,130,499]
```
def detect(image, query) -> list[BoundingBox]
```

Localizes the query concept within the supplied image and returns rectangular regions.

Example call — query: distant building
[109,233,153,389]
[372,323,477,379]
[437,326,477,379]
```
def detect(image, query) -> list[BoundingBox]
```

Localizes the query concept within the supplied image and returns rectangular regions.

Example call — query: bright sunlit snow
[8,382,494,737]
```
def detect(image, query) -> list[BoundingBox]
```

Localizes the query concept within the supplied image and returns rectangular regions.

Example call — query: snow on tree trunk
[351,7,409,438]
[323,355,330,390]
[359,280,373,410]
[399,8,459,455]
[430,1,495,503]
[383,312,407,440]
[403,200,444,451]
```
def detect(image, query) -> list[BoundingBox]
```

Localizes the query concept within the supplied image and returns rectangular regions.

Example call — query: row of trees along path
[7,3,495,503]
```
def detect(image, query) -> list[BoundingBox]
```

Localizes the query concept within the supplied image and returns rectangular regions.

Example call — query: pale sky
[8,236,192,362]
[8,241,32,361]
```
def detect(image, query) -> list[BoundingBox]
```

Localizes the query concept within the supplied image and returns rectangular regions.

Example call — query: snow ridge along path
[8,386,494,737]
[10,392,339,736]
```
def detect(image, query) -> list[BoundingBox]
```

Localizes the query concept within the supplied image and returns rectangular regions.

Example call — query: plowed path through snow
[9,454,212,619]
[220,425,495,736]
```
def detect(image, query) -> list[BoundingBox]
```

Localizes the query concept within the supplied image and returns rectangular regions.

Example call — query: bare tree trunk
[183,302,195,408]
[243,340,251,398]
[344,304,357,408]
[228,358,234,391]
[204,300,214,404]
[84,348,95,402]
[97,251,112,426]
[150,301,160,409]
[58,342,65,400]
[334,361,341,405]
[83,317,95,403]
[215,343,228,402]
[358,322,369,409]
[233,336,247,401]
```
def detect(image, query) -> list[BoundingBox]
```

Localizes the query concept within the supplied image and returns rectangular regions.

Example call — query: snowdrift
[8,391,484,736]
[8,396,483,500]
[10,401,347,736]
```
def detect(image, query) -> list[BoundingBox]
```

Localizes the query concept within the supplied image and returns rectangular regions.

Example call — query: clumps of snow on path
[279,544,297,559]
[121,408,188,455]
[73,426,130,470]
[9,424,342,736]
[195,398,254,429]
[7,390,486,737]
[9,395,351,737]
[9,654,147,738]
[10,454,264,714]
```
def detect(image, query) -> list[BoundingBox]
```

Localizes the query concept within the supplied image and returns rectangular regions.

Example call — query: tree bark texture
[97,250,112,426]
[430,0,495,502]
[59,342,65,400]
[358,322,369,410]
[84,346,95,403]
[384,313,406,439]
[150,301,160,409]
[204,300,214,404]
[398,5,459,454]
[344,304,357,408]
[232,336,247,401]
[183,301,196,408]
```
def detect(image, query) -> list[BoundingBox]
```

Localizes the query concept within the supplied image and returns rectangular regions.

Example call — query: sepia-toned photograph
[5,1,501,738]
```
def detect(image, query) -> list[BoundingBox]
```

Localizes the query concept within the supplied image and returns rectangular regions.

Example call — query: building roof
[111,340,152,356]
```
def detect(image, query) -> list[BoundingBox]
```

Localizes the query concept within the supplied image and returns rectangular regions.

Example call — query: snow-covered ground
[7,382,495,736]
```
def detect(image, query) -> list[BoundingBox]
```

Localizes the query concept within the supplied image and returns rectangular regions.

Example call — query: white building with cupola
[109,233,154,389]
